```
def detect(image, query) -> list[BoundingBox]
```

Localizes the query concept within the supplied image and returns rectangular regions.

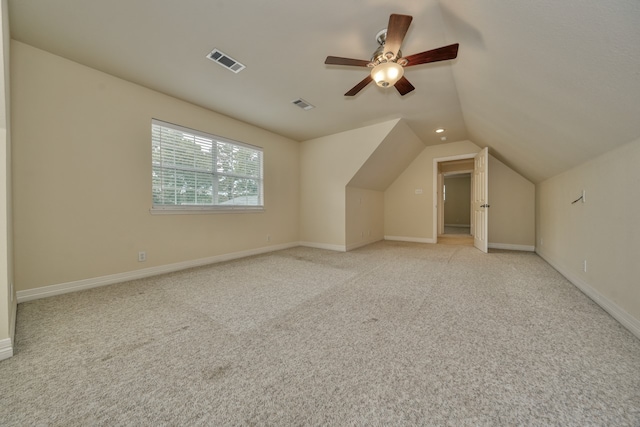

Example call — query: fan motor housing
[369,29,405,66]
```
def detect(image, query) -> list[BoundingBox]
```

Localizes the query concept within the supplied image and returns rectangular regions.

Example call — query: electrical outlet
[540,238,544,246]
[583,259,587,272]
[267,235,271,242]
[138,251,146,262]
[582,190,586,203]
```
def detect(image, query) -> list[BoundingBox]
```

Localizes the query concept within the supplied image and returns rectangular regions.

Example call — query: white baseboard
[299,241,346,252]
[17,242,299,303]
[384,236,436,244]
[346,238,382,252]
[489,243,535,252]
[537,248,640,340]
[444,224,471,228]
[0,338,12,361]
[10,300,16,344]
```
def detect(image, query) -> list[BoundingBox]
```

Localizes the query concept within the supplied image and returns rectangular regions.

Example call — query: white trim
[445,224,471,228]
[489,243,535,252]
[10,299,16,344]
[298,241,346,252]
[537,248,640,340]
[385,235,436,244]
[346,239,381,252]
[149,207,265,215]
[0,338,12,361]
[17,242,299,303]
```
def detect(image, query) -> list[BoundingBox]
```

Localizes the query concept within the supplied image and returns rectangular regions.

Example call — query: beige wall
[536,136,640,329]
[345,187,384,251]
[385,140,481,241]
[0,0,14,351]
[299,120,398,249]
[11,41,300,292]
[385,141,535,247]
[488,155,535,248]
[300,119,427,250]
[444,175,471,226]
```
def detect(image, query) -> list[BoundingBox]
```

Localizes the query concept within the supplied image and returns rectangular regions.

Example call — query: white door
[437,173,444,236]
[473,147,489,253]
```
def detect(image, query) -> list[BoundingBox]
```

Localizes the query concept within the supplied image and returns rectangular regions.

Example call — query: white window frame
[150,119,264,214]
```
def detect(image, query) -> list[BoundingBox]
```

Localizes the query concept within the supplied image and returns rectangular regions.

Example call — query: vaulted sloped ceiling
[8,0,640,183]
[440,1,640,182]
[348,119,426,191]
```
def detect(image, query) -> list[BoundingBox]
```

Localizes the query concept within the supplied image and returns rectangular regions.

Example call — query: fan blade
[384,14,413,58]
[325,56,371,67]
[394,76,415,96]
[403,43,459,67]
[345,75,373,96]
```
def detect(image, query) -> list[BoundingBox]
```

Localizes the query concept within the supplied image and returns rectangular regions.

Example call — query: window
[151,119,263,212]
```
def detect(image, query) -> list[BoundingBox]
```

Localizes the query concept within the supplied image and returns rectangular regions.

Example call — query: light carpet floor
[437,235,474,246]
[443,226,471,235]
[1,241,639,426]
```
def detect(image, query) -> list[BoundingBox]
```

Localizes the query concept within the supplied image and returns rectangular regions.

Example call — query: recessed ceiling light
[435,128,445,133]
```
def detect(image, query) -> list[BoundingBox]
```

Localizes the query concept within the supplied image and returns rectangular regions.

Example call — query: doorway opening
[437,160,474,246]
[443,172,472,237]
[432,149,489,252]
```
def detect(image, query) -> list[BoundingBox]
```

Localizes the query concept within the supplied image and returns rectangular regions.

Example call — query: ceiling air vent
[206,48,245,73]
[292,98,315,111]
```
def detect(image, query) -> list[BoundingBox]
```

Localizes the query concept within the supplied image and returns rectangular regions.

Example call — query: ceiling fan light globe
[371,62,404,88]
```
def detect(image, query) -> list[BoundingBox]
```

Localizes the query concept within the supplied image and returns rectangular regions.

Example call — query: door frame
[432,153,478,244]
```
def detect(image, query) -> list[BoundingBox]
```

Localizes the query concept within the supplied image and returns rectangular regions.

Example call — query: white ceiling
[8,0,640,182]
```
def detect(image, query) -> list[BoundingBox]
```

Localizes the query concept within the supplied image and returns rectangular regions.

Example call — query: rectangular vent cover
[206,49,246,73]
[292,98,315,110]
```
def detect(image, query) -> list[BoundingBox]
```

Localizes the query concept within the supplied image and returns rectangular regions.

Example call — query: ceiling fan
[325,14,459,96]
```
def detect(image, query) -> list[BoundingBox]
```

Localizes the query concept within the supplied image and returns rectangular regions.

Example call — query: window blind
[151,119,263,210]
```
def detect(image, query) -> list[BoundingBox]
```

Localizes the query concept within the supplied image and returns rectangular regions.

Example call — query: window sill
[150,206,265,215]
